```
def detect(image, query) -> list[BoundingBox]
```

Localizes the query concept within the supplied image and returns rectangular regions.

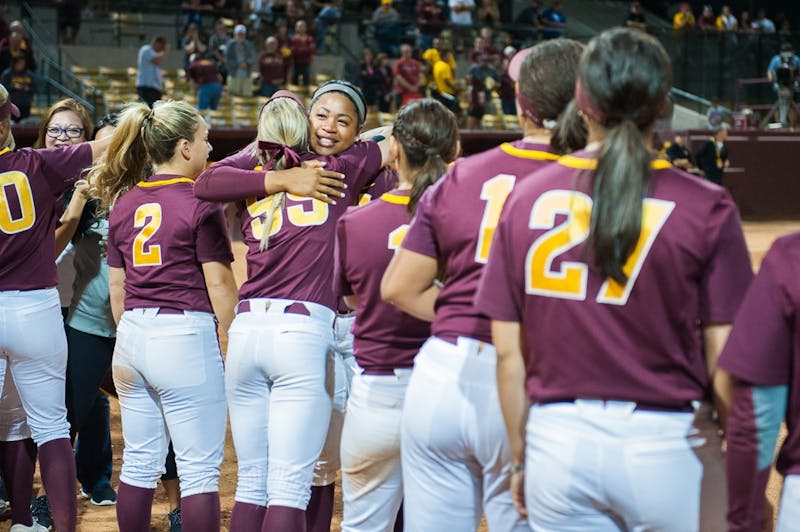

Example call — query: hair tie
[424,147,440,157]
[144,108,155,122]
[258,140,301,169]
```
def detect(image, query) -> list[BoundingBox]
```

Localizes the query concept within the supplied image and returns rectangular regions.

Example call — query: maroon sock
[230,501,266,531]
[0,438,37,526]
[394,502,404,532]
[262,505,306,532]
[38,438,77,532]
[116,482,155,532]
[306,484,335,532]
[181,492,220,532]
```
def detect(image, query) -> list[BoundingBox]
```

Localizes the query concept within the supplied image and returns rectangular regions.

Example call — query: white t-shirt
[448,0,474,26]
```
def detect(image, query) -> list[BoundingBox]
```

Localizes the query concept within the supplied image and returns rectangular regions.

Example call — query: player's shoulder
[764,233,800,278]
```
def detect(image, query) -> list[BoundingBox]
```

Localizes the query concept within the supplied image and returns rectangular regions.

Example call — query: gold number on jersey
[0,171,36,234]
[132,203,163,267]
[358,192,373,205]
[475,174,516,264]
[525,190,674,305]
[388,224,410,253]
[286,194,329,226]
[246,196,283,239]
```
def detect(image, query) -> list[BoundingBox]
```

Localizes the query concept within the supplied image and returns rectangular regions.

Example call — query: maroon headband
[0,99,20,121]
[515,85,544,127]
[574,78,607,126]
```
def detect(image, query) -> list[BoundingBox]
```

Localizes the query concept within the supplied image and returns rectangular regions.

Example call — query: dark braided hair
[391,99,460,214]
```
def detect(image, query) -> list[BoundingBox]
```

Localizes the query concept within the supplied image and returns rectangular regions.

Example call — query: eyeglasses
[45,126,84,139]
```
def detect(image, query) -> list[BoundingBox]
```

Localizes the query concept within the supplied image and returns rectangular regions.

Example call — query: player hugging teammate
[3,25,799,532]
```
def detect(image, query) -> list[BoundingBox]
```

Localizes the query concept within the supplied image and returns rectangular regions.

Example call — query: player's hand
[510,467,528,519]
[760,498,774,532]
[74,179,91,199]
[281,161,346,204]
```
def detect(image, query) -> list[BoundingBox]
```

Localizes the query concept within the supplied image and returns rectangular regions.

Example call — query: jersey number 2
[0,171,36,234]
[133,203,163,267]
[525,190,674,305]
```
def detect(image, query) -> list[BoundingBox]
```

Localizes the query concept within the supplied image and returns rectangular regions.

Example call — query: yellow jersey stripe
[136,177,195,188]
[499,143,560,161]
[381,193,410,205]
[558,155,672,171]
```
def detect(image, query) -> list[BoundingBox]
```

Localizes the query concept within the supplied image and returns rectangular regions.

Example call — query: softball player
[335,98,459,532]
[194,90,388,531]
[0,83,110,532]
[719,234,800,531]
[90,100,238,532]
[380,39,585,531]
[475,28,753,531]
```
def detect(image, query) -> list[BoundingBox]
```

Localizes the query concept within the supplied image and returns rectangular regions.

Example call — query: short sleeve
[105,211,125,269]
[718,241,794,386]
[475,201,522,323]
[30,143,93,196]
[333,215,353,296]
[324,141,383,194]
[194,201,234,264]
[401,180,440,258]
[699,195,753,322]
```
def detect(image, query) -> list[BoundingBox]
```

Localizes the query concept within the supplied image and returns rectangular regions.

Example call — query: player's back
[404,140,558,343]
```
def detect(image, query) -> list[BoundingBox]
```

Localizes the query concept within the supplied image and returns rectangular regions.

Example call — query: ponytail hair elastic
[258,140,301,169]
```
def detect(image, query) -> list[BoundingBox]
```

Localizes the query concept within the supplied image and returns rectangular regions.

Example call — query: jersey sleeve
[105,210,125,269]
[699,194,753,323]
[194,143,264,202]
[326,140,383,194]
[194,201,234,264]
[31,143,93,196]
[401,179,441,258]
[718,241,793,386]
[333,214,354,296]
[475,199,522,323]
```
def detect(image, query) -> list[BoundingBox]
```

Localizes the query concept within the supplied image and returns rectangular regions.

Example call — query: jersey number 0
[0,171,36,234]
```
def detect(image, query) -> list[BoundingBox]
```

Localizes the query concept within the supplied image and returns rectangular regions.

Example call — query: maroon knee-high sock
[262,505,306,532]
[0,438,37,526]
[229,501,266,531]
[181,492,220,532]
[306,484,335,532]
[38,438,77,532]
[116,482,156,532]
[394,502,404,532]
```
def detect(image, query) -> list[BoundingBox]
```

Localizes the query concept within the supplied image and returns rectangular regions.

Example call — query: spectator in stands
[449,0,476,51]
[393,43,423,107]
[136,35,168,108]
[767,43,800,127]
[258,36,286,97]
[778,15,792,38]
[738,10,755,34]
[372,0,403,57]
[274,22,293,85]
[0,6,9,45]
[285,0,307,30]
[754,9,775,34]
[225,24,256,96]
[0,55,36,122]
[465,36,488,66]
[665,131,699,173]
[182,23,208,71]
[706,98,727,130]
[423,37,455,70]
[431,48,460,116]
[313,0,342,54]
[477,0,501,27]
[416,0,445,52]
[360,47,381,113]
[697,5,715,31]
[57,0,83,45]
[208,18,230,83]
[672,2,695,31]
[289,19,316,85]
[497,45,516,115]
[0,21,32,51]
[716,5,737,32]
[466,53,498,128]
[0,31,36,76]
[695,127,729,185]
[249,0,273,31]
[624,1,646,31]
[375,52,394,112]
[187,52,223,110]
[540,0,566,39]
[181,0,215,32]
[515,0,542,43]
[479,26,501,65]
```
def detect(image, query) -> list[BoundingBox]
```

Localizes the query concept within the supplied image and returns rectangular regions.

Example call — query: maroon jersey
[401,141,559,343]
[392,58,421,96]
[476,150,753,408]
[0,143,91,291]
[195,141,383,309]
[289,34,315,65]
[106,174,233,313]
[358,167,398,205]
[187,59,221,86]
[334,189,431,371]
[258,51,286,86]
[719,233,800,477]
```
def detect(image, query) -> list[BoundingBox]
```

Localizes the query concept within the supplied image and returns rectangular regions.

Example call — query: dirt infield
[8,220,797,531]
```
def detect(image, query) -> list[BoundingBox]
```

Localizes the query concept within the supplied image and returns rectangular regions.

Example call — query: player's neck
[153,160,196,179]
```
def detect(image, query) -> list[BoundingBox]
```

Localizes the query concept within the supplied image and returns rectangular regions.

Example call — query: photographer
[767,42,800,127]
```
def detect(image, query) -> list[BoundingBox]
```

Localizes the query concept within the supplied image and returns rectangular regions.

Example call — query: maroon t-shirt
[358,167,398,205]
[289,34,315,65]
[194,141,383,309]
[476,151,753,408]
[334,189,430,371]
[401,141,559,343]
[187,59,221,86]
[106,174,233,313]
[392,58,421,96]
[0,143,92,291]
[258,51,286,86]
[719,233,800,477]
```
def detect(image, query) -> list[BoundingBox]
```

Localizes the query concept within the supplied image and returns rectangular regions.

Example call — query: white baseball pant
[0,358,31,441]
[340,370,411,532]
[226,298,334,509]
[401,336,528,532]
[313,313,358,486]
[113,308,226,496]
[777,475,800,532]
[0,288,71,445]
[523,401,726,532]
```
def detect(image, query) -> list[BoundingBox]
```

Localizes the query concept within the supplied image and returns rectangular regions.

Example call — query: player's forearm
[704,323,733,430]
[207,276,238,336]
[492,320,528,466]
[195,164,265,202]
[109,268,126,326]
